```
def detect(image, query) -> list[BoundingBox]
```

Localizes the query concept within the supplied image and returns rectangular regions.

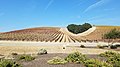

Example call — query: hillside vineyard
[0,26,120,42]
[0,27,79,43]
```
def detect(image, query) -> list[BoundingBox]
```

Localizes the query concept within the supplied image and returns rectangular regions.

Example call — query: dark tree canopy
[67,23,92,34]
[103,29,120,39]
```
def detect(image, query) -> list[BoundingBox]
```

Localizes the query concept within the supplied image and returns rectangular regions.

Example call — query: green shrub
[0,60,21,67]
[47,56,67,65]
[103,28,120,39]
[84,59,113,67]
[18,55,35,61]
[110,45,117,49]
[80,45,85,48]
[106,53,120,64]
[37,49,47,55]
[113,61,120,67]
[65,52,87,63]
[99,51,117,57]
[99,51,120,67]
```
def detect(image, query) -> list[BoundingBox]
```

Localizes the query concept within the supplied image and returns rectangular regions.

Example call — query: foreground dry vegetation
[0,50,120,67]
[0,45,109,55]
[0,41,120,67]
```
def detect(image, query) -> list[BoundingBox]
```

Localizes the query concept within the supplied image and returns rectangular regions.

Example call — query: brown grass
[0,45,119,56]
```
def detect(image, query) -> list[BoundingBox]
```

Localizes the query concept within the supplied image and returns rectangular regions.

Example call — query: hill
[0,26,120,43]
[0,27,79,43]
[76,26,120,42]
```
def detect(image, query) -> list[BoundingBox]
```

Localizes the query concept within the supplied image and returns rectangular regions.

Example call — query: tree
[82,23,92,30]
[67,23,92,34]
[67,24,81,34]
[104,29,120,39]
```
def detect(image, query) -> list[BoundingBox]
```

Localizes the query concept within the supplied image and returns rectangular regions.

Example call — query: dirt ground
[0,41,119,67]
[0,41,119,56]
[0,46,113,55]
[17,53,104,67]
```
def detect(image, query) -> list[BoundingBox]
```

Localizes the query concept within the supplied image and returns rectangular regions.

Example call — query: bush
[99,51,120,67]
[80,45,85,48]
[115,44,120,47]
[113,61,120,67]
[65,52,87,63]
[0,55,5,61]
[97,45,104,49]
[103,45,109,47]
[0,60,21,67]
[47,56,67,65]
[11,53,18,55]
[18,55,35,61]
[67,23,92,34]
[110,45,117,49]
[106,53,120,64]
[97,45,109,49]
[84,59,112,67]
[99,51,117,57]
[37,49,47,55]
[103,29,120,39]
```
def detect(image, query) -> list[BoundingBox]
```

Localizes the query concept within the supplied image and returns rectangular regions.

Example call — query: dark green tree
[67,23,92,34]
[82,23,92,31]
[104,29,120,39]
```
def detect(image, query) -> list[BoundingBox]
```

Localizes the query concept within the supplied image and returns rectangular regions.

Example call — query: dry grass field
[0,41,119,56]
[0,45,111,55]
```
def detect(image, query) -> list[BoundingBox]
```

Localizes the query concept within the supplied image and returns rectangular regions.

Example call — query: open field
[0,41,120,56]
